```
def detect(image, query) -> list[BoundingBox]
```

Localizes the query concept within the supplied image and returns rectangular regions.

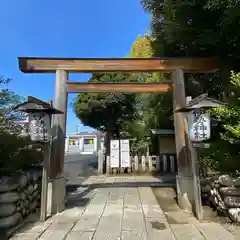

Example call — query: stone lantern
[176,93,227,220]
[14,96,63,221]
[14,96,62,142]
[177,93,227,145]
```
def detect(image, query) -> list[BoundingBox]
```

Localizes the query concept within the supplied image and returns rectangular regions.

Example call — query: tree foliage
[141,0,240,60]
[74,72,138,137]
[212,71,240,144]
[127,35,155,152]
[141,0,235,100]
[0,77,42,176]
[141,0,240,173]
[0,76,24,133]
[201,72,240,175]
[127,35,174,154]
[73,35,174,155]
[129,35,154,58]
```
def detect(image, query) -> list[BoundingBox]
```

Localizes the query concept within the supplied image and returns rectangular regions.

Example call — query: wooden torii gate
[18,57,220,215]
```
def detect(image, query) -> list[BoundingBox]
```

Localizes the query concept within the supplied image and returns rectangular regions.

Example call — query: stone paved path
[11,175,235,240]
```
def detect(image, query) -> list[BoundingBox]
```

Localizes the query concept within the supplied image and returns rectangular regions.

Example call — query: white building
[65,131,105,154]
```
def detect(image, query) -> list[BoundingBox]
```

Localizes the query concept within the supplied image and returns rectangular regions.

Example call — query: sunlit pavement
[11,175,234,240]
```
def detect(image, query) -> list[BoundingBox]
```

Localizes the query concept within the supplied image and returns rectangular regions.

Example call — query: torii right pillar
[172,69,194,212]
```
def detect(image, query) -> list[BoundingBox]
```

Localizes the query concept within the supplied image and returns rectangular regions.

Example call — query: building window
[69,139,78,145]
[84,139,93,145]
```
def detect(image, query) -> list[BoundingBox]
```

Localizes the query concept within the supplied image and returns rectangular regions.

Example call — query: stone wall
[0,169,42,235]
[201,174,240,223]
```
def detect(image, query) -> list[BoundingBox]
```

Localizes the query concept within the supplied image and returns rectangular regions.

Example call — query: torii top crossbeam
[18,57,221,73]
[17,56,221,217]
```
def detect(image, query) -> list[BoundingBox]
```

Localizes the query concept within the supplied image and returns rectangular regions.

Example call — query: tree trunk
[116,129,120,139]
[105,131,112,156]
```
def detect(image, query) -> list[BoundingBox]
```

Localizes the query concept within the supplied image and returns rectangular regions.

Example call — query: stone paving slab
[50,207,85,223]
[65,231,94,240]
[83,204,106,216]
[121,230,148,240]
[93,218,122,239]
[38,222,74,240]
[72,215,100,232]
[122,218,146,233]
[10,175,236,240]
[103,205,123,217]
[171,224,205,240]
[11,233,42,240]
[142,206,165,219]
[148,230,176,240]
[92,232,121,240]
[11,221,52,240]
[21,221,52,235]
[195,222,235,240]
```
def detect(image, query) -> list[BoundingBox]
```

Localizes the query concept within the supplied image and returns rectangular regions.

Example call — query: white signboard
[120,139,130,168]
[188,109,211,142]
[29,113,51,142]
[110,140,120,168]
[120,139,130,151]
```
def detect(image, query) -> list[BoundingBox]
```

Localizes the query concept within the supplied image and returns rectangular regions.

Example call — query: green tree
[141,0,236,100]
[0,77,42,175]
[128,35,172,125]
[127,34,174,154]
[0,76,23,133]
[127,35,154,153]
[74,72,138,153]
[74,35,173,156]
[212,71,240,144]
[200,71,240,175]
[141,0,240,60]
[141,0,240,169]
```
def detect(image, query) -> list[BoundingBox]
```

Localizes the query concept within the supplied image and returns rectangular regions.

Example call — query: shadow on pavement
[152,187,199,224]
[65,178,176,209]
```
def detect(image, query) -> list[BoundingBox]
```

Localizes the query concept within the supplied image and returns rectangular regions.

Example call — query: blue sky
[0,0,150,133]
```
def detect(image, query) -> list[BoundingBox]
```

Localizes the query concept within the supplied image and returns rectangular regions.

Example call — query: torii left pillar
[50,70,68,214]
